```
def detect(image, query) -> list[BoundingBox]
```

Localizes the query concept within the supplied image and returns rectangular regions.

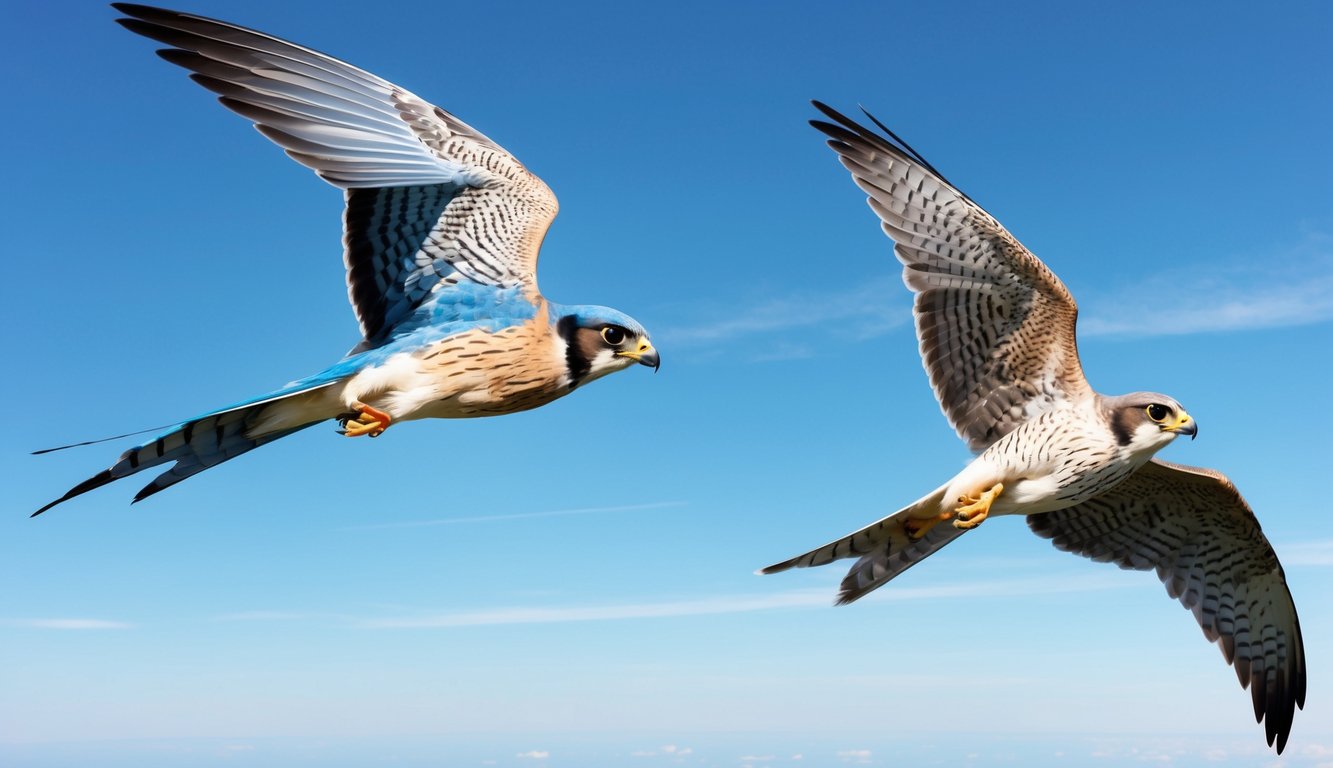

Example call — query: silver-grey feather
[813,102,1091,453]
[113,3,558,349]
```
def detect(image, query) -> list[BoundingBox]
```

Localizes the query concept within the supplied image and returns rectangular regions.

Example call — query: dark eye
[1146,404,1170,422]
[601,326,626,346]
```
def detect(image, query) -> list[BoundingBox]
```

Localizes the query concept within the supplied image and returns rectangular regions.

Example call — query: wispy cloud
[2,618,132,630]
[1082,234,1333,337]
[636,745,694,758]
[658,276,909,354]
[1277,539,1333,566]
[340,501,687,531]
[211,610,332,623]
[357,572,1127,628]
[516,750,550,759]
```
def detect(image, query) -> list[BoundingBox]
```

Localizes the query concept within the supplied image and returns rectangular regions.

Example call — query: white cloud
[359,571,1127,628]
[837,749,872,764]
[2,618,132,629]
[662,745,692,756]
[341,501,687,531]
[1081,234,1333,337]
[212,610,324,622]
[791,756,803,761]
[740,756,775,762]
[516,750,549,759]
[660,276,908,351]
[1279,539,1333,566]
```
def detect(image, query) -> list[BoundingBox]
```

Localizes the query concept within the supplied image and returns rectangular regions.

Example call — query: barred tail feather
[33,382,338,516]
[759,486,967,605]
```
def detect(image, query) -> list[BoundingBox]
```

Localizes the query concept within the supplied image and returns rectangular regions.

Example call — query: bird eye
[1146,404,1170,422]
[601,326,626,346]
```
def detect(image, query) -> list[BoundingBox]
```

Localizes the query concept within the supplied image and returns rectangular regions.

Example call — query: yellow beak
[617,341,660,372]
[1166,409,1197,439]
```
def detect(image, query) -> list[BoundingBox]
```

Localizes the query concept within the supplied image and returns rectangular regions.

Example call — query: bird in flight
[34,4,659,515]
[761,101,1305,753]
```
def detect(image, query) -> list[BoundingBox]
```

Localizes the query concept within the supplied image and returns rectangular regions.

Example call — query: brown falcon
[761,102,1305,753]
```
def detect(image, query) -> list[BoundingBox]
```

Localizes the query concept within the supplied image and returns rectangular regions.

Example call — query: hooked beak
[618,341,660,372]
[1167,410,1197,440]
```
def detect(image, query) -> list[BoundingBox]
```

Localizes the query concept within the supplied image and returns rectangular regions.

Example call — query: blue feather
[33,283,541,515]
[547,302,650,337]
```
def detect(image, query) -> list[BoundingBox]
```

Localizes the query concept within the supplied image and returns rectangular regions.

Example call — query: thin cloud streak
[659,276,909,349]
[341,501,687,531]
[1082,235,1333,337]
[664,237,1333,347]
[359,572,1127,628]
[2,618,132,630]
[1276,538,1333,566]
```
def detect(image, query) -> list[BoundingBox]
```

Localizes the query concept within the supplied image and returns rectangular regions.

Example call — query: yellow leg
[952,482,1004,530]
[903,510,955,540]
[339,402,392,438]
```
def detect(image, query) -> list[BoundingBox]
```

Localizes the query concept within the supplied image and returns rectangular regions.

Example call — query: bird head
[554,305,658,387]
[1104,392,1197,452]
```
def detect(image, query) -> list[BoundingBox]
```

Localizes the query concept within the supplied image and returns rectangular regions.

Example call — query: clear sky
[3,1,1332,766]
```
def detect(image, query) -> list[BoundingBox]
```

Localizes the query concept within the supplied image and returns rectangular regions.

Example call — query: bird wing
[115,3,559,346]
[811,102,1092,451]
[1026,459,1306,753]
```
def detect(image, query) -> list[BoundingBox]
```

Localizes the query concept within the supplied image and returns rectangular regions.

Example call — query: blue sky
[3,1,1332,766]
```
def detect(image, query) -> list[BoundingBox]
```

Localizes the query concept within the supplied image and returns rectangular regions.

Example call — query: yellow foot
[338,403,392,438]
[903,510,954,540]
[953,482,1004,530]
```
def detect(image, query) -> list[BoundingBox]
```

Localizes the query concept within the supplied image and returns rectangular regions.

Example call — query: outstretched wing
[811,102,1092,451]
[1027,459,1306,753]
[115,4,559,346]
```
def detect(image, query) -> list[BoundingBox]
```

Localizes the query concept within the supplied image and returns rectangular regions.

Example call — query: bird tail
[758,485,968,605]
[33,380,342,516]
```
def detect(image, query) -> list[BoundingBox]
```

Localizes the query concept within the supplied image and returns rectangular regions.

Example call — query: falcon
[761,102,1305,753]
[34,4,659,515]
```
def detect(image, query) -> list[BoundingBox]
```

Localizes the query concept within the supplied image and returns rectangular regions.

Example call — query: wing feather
[114,4,558,345]
[812,102,1092,451]
[1027,460,1306,753]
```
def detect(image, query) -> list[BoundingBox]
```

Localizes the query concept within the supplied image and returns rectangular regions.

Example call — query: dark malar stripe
[557,315,590,386]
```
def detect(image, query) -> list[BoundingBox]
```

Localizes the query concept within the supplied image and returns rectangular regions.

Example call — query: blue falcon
[35,4,659,515]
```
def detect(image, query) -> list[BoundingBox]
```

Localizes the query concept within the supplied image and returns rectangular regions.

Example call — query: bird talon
[339,403,392,438]
[952,482,1004,530]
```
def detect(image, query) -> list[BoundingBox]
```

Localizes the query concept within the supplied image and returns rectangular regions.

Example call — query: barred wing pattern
[114,4,559,345]
[811,102,1092,452]
[1027,459,1306,752]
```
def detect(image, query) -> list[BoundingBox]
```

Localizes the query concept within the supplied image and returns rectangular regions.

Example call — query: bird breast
[346,319,570,420]
[961,405,1151,516]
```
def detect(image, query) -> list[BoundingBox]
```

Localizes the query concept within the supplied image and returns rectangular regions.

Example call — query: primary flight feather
[35,4,659,515]
[761,101,1304,753]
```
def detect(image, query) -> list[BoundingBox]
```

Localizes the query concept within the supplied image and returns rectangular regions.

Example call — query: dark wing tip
[32,469,117,517]
[112,4,191,24]
[808,101,968,202]
[110,2,150,16]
